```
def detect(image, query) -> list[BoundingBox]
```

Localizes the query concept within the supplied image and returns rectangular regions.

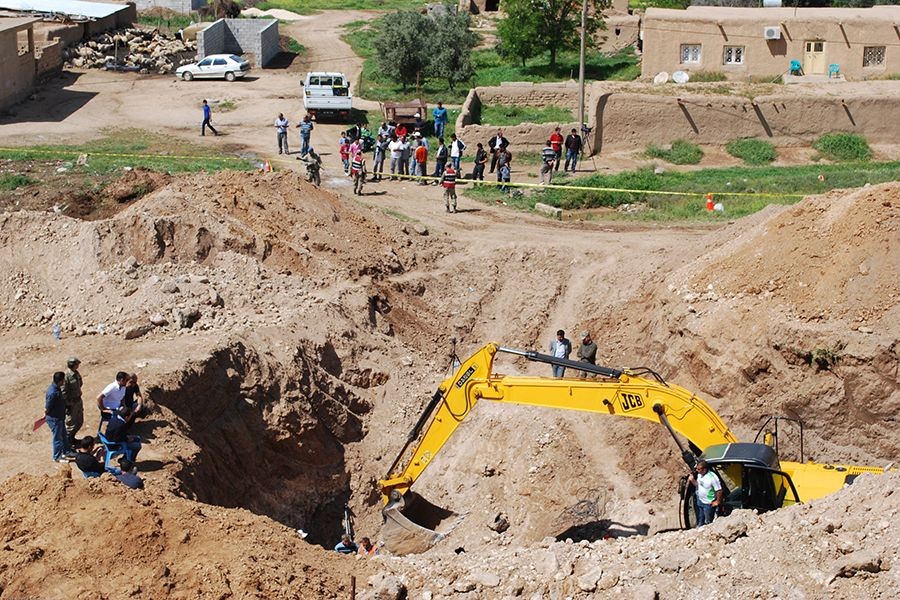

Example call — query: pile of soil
[0,170,896,599]
[0,469,371,599]
[361,471,900,599]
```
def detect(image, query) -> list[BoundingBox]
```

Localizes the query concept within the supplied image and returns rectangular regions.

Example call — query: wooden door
[803,41,826,74]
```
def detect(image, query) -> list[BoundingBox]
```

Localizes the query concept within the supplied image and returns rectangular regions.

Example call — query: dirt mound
[0,170,441,339]
[0,469,371,599]
[592,183,900,510]
[365,471,900,599]
[690,184,899,325]
[101,168,172,205]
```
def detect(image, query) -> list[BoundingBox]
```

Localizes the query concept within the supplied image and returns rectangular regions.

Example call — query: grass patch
[646,139,704,165]
[479,105,573,126]
[0,173,36,191]
[343,17,639,104]
[284,37,305,55]
[257,0,425,15]
[464,161,900,222]
[726,138,777,165]
[0,128,253,175]
[216,99,238,112]
[813,133,872,162]
[136,14,195,32]
[688,71,727,82]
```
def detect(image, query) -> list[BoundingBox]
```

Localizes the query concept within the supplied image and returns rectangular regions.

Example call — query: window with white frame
[723,46,744,65]
[863,46,885,67]
[680,44,701,64]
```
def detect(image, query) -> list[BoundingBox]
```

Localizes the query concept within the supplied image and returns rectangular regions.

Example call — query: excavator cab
[680,443,801,528]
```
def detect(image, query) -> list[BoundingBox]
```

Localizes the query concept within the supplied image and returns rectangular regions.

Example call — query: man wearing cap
[62,357,84,447]
[577,332,598,378]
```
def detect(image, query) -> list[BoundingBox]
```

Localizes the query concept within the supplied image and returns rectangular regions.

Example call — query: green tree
[372,11,430,91]
[496,0,542,67]
[425,12,477,91]
[498,0,609,69]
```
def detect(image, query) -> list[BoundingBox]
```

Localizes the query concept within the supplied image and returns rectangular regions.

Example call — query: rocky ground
[0,169,895,599]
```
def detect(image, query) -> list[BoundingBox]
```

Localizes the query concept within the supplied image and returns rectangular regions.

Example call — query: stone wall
[591,86,900,152]
[457,81,900,155]
[0,26,35,113]
[197,18,278,67]
[35,40,62,78]
[455,83,583,152]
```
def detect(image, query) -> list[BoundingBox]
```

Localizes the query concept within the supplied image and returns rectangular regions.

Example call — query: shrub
[688,71,727,82]
[726,138,777,165]
[813,133,872,162]
[646,139,704,165]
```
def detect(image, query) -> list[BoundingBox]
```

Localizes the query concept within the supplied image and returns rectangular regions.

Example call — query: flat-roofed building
[0,17,39,112]
[641,6,900,81]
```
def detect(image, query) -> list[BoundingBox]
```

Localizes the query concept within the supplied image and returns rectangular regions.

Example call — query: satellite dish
[653,71,669,85]
[673,71,690,84]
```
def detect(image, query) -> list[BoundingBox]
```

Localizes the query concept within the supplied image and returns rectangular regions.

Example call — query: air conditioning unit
[763,26,782,40]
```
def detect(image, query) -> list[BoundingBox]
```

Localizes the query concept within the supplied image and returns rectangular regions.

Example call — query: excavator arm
[380,343,738,504]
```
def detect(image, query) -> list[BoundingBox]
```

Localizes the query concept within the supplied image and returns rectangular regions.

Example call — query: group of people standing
[547,330,597,378]
[268,103,586,204]
[42,359,146,488]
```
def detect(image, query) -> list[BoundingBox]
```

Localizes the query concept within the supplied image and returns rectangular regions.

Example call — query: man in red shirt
[549,126,564,172]
[414,143,428,185]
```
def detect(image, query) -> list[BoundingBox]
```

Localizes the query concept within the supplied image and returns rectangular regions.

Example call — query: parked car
[177,54,250,82]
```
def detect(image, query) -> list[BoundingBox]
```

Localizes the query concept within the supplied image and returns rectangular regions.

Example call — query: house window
[863,46,885,67]
[680,44,701,64]
[723,46,744,65]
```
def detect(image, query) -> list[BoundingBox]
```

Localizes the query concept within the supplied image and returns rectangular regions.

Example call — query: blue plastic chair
[789,60,803,75]
[828,63,840,78]
[97,431,130,464]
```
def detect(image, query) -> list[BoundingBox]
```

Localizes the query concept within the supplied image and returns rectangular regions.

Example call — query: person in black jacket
[74,436,105,475]
[564,128,583,173]
[106,405,142,462]
[487,129,510,173]
[45,371,73,462]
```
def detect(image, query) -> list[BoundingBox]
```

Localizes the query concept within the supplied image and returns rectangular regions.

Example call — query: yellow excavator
[379,343,889,553]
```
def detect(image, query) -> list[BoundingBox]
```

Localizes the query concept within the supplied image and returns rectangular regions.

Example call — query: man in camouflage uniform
[62,357,83,446]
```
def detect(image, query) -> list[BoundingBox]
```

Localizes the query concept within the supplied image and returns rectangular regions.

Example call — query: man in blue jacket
[46,371,74,462]
[549,330,572,378]
[432,101,448,140]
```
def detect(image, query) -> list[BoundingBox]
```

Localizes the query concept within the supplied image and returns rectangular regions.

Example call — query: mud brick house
[0,17,38,112]
[641,6,900,81]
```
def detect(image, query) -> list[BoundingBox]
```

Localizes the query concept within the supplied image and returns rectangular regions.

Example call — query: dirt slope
[0,469,371,599]
[0,172,897,599]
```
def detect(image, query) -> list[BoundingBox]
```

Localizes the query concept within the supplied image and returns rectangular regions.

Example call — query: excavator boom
[379,343,887,552]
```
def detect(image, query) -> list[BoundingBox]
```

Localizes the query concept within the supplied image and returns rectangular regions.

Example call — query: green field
[342,18,639,104]
[257,0,425,15]
[478,105,574,127]
[464,161,900,221]
[0,129,254,176]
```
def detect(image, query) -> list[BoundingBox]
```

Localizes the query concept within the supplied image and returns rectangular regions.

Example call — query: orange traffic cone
[705,192,714,211]
[264,160,272,173]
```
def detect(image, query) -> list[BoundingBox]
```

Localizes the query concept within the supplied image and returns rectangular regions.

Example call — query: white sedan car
[177,54,250,82]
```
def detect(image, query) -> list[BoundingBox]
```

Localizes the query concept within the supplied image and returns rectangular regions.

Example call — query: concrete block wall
[196,19,225,59]
[197,18,278,67]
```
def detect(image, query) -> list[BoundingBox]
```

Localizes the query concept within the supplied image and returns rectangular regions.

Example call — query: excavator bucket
[382,492,457,555]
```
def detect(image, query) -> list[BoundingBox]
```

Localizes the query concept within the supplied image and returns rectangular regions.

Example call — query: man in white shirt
[97,371,129,417]
[388,137,404,180]
[548,330,572,378]
[688,460,723,527]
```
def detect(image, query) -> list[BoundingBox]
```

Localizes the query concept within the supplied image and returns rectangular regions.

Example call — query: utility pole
[578,0,588,127]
